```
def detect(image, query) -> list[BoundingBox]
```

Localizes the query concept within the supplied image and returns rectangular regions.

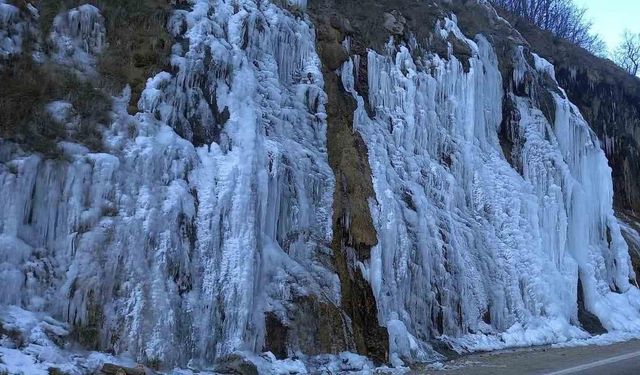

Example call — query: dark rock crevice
[576,278,607,335]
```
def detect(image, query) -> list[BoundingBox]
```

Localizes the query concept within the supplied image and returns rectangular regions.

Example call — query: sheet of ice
[1,0,336,369]
[340,17,640,360]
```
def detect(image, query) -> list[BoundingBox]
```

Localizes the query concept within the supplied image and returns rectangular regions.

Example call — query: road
[411,339,640,374]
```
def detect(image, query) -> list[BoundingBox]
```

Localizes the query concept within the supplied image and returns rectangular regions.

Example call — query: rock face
[498,12,640,215]
[2,0,640,373]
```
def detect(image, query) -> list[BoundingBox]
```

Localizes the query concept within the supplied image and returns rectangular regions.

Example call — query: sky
[573,0,640,52]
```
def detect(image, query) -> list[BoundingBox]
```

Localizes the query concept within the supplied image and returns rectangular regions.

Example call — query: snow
[0,305,137,375]
[532,52,556,80]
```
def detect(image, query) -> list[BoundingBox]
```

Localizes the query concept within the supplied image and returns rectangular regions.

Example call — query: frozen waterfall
[1,0,640,372]
[339,18,640,363]
[1,0,336,369]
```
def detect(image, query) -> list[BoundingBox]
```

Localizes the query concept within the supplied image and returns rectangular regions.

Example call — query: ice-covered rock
[2,0,640,372]
[0,1,27,59]
[1,0,336,369]
[49,5,106,71]
[339,15,640,359]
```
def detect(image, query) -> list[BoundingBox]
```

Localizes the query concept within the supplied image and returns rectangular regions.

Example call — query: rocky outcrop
[99,363,147,375]
[263,296,350,359]
[577,278,607,335]
[494,10,640,215]
[312,10,389,363]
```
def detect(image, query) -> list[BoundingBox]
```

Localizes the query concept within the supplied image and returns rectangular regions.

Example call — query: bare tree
[613,31,640,76]
[491,0,605,55]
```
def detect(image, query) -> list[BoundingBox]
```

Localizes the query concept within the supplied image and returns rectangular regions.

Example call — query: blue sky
[573,0,640,52]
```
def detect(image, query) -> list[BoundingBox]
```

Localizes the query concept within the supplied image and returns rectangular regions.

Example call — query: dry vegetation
[38,0,173,112]
[0,55,109,157]
[0,0,173,158]
[490,0,606,55]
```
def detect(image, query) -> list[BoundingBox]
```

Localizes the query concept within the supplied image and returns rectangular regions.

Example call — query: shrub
[0,55,110,157]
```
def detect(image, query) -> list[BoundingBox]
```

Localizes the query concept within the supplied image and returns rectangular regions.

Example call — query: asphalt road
[411,339,640,374]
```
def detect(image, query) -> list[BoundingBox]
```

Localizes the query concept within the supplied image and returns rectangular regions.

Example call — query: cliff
[1,0,640,374]
[498,12,640,216]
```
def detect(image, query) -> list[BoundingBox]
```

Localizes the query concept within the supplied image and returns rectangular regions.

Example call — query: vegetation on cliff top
[39,0,172,110]
[490,0,605,55]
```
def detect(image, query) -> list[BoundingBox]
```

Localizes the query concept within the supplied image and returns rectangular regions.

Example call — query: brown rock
[323,67,389,364]
[214,353,259,375]
[319,41,348,71]
[383,11,406,36]
[99,363,146,375]
[329,14,354,35]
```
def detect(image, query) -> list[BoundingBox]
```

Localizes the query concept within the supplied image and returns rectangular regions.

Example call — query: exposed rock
[322,61,388,364]
[47,368,67,375]
[577,279,607,335]
[319,40,348,70]
[329,14,354,35]
[383,11,406,36]
[98,363,147,375]
[287,295,350,356]
[308,4,390,362]
[0,322,25,348]
[214,354,259,375]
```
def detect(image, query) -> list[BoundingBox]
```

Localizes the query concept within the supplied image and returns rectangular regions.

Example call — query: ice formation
[0,1,27,59]
[2,0,640,372]
[339,18,640,361]
[49,4,106,71]
[2,0,337,370]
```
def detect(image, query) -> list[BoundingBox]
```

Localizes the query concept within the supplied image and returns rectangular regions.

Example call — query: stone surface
[494,8,640,214]
[99,363,147,375]
[383,11,406,36]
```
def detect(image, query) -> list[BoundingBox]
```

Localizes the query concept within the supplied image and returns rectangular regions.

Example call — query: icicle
[0,2,26,59]
[49,5,106,71]
[0,0,336,368]
[345,15,640,362]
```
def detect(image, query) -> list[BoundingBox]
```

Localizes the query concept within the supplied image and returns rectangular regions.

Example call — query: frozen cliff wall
[311,0,640,365]
[0,0,351,371]
[494,8,640,217]
[1,0,640,373]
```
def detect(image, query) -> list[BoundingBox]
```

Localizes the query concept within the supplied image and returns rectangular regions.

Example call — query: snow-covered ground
[0,304,391,374]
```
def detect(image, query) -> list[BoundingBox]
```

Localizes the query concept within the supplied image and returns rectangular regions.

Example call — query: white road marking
[545,350,640,375]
